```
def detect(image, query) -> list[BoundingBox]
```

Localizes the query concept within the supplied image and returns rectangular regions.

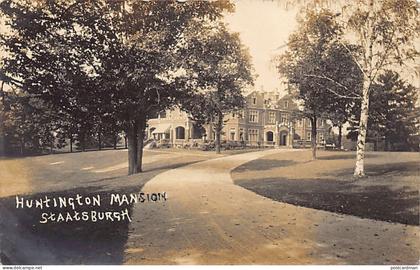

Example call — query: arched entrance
[175,126,185,140]
[279,131,288,146]
[266,131,274,142]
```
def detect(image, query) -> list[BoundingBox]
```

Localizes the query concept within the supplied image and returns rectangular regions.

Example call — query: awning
[152,124,171,134]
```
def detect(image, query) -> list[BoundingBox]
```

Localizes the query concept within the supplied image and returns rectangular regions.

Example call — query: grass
[0,148,214,264]
[232,150,419,225]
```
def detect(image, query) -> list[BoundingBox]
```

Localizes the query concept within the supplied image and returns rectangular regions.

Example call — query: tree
[0,0,234,174]
[323,43,363,149]
[347,70,419,151]
[276,8,362,160]
[341,0,419,176]
[2,91,59,155]
[181,24,253,154]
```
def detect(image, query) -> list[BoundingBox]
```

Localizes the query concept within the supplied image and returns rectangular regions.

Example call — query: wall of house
[146,91,331,148]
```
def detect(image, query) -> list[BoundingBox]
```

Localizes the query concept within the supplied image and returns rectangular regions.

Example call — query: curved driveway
[124,149,420,264]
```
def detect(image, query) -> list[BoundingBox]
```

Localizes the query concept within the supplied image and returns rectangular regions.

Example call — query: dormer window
[284,100,289,108]
[252,97,257,105]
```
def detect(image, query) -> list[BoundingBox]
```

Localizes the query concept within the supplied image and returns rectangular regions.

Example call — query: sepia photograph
[0,0,419,268]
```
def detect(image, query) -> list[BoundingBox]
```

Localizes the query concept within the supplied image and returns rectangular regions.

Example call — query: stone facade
[146,91,331,148]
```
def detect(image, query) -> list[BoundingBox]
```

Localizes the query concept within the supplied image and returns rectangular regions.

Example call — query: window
[248,129,259,142]
[239,128,244,140]
[320,119,325,127]
[297,119,303,127]
[252,97,257,105]
[280,113,288,124]
[284,100,289,108]
[266,131,274,142]
[233,111,244,119]
[268,112,276,124]
[249,110,259,123]
[175,126,185,140]
[230,128,236,141]
[319,133,324,142]
[306,132,311,141]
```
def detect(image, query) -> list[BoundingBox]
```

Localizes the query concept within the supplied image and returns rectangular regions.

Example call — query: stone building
[146,91,331,148]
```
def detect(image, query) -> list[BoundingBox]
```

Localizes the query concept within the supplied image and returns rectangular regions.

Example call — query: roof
[151,124,171,134]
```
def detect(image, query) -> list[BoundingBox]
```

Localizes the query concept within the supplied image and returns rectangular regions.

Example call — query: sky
[224,0,300,95]
[224,0,420,92]
[1,0,418,92]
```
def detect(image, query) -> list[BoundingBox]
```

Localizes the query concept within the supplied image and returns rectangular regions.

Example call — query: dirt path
[123,149,420,265]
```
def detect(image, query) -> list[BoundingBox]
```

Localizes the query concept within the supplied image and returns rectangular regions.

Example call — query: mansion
[146,91,331,148]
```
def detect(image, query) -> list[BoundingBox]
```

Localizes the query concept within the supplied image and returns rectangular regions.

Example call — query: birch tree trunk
[354,79,370,177]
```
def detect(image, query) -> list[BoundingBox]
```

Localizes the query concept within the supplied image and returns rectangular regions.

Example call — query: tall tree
[341,0,419,176]
[181,24,253,154]
[347,70,419,151]
[0,0,234,174]
[276,8,362,159]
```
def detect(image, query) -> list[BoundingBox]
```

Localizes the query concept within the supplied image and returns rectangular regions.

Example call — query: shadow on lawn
[234,159,298,172]
[316,153,379,160]
[0,186,135,265]
[235,160,419,226]
[237,177,419,225]
[331,161,419,177]
[0,160,202,265]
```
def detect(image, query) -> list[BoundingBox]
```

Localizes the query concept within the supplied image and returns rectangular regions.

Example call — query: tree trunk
[80,132,86,152]
[70,135,73,153]
[127,118,146,175]
[337,124,342,149]
[311,116,317,160]
[20,138,24,156]
[127,122,138,175]
[124,135,127,149]
[0,81,5,156]
[137,122,146,173]
[50,137,53,154]
[384,137,389,151]
[215,113,223,154]
[113,135,117,150]
[98,126,102,150]
[354,79,370,177]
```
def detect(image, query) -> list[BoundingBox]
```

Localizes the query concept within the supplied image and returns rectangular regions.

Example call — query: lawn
[0,148,215,264]
[232,150,419,225]
[0,146,269,264]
